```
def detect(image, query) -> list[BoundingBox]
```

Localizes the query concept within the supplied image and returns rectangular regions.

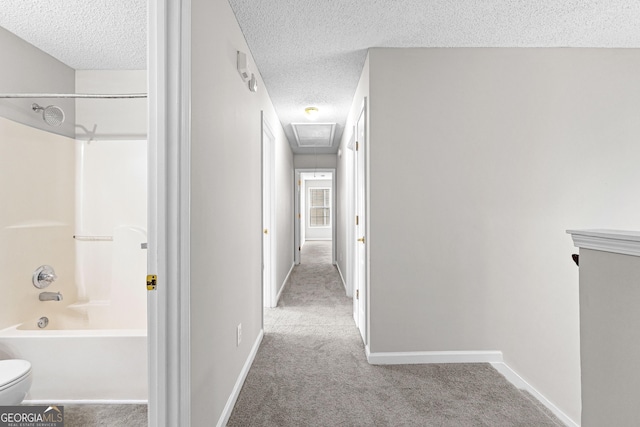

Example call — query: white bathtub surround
[0,117,76,330]
[0,313,147,402]
[109,226,147,326]
[17,303,146,331]
[74,138,147,304]
[0,64,148,404]
[0,293,147,402]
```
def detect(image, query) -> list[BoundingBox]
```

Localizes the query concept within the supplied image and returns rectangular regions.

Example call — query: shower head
[32,103,65,127]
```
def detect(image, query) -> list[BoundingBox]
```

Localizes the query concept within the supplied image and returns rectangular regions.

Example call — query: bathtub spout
[39,291,63,301]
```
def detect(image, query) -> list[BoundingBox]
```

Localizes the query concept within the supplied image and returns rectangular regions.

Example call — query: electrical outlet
[237,323,242,346]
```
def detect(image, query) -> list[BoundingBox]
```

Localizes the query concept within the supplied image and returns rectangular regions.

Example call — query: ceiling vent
[291,123,336,148]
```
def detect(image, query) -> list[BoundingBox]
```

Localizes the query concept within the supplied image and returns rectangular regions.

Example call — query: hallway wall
[190,0,293,423]
[364,47,640,425]
[294,154,337,169]
[275,120,295,301]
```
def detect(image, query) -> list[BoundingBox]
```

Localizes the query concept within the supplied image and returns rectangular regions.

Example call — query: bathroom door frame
[262,115,277,308]
[353,98,369,348]
[148,0,192,426]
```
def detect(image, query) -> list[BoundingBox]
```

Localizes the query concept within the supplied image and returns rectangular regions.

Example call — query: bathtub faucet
[39,291,63,302]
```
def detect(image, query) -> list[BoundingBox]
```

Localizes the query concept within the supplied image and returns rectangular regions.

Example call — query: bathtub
[0,303,147,402]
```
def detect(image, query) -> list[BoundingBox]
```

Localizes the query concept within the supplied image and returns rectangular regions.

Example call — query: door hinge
[146,274,157,291]
[356,141,359,151]
[356,215,359,226]
[356,289,359,299]
[298,180,301,186]
[298,213,301,219]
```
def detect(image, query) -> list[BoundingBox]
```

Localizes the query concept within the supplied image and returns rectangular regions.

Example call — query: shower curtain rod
[0,93,147,99]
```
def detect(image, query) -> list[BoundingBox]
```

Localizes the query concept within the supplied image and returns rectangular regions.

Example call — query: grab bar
[73,235,113,242]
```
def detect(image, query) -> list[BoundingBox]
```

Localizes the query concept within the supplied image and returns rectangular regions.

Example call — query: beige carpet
[299,240,332,265]
[228,241,563,426]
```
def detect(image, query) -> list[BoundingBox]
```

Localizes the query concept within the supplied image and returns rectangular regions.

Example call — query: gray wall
[339,47,640,425]
[190,0,293,423]
[579,248,640,426]
[294,154,337,169]
[0,26,75,137]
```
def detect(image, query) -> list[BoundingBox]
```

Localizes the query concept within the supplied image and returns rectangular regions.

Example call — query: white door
[354,101,367,343]
[294,172,301,264]
[262,116,276,308]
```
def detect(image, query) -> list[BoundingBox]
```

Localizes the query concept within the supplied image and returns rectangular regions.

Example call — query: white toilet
[0,359,32,405]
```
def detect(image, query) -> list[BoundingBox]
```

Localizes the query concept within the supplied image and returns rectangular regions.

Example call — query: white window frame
[308,187,331,228]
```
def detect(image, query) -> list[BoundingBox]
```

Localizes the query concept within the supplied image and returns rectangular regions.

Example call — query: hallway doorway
[295,169,336,265]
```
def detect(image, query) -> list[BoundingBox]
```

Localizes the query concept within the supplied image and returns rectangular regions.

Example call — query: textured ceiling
[2,1,640,153]
[0,0,146,70]
[229,0,640,153]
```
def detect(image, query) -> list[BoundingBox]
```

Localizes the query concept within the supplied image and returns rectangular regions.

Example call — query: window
[309,188,331,227]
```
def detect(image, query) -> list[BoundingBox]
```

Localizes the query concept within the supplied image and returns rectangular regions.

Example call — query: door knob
[357,237,365,243]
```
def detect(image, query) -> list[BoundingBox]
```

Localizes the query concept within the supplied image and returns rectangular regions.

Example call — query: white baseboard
[366,349,504,365]
[217,329,264,427]
[275,262,295,305]
[491,362,578,427]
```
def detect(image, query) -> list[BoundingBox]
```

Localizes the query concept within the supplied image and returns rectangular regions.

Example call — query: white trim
[366,350,504,365]
[262,114,277,308]
[148,0,191,425]
[307,186,332,228]
[336,262,350,296]
[294,171,301,265]
[353,97,369,346]
[217,329,264,427]
[346,128,355,151]
[291,122,336,148]
[25,400,149,405]
[567,229,640,258]
[491,362,579,427]
[275,262,295,304]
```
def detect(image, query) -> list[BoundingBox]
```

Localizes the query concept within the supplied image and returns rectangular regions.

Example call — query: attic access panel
[291,123,336,148]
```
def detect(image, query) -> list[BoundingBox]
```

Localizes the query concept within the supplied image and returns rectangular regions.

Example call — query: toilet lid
[0,360,31,387]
